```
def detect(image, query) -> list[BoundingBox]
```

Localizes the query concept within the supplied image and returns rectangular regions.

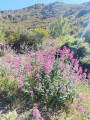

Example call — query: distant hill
[0,1,90,34]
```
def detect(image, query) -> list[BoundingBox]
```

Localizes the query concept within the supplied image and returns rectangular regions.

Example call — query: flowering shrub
[34,28,50,39]
[0,39,88,105]
[32,108,44,120]
[0,24,6,44]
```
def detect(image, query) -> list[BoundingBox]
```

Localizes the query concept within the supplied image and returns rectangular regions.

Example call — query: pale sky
[0,0,90,10]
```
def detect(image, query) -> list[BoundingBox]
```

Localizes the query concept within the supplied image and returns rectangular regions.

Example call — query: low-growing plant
[59,84,90,120]
[1,110,17,120]
[0,39,89,119]
[0,24,6,44]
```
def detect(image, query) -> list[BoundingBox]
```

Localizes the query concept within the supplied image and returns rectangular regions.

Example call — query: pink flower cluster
[38,83,42,89]
[18,80,23,88]
[0,41,88,107]
[46,89,49,93]
[78,106,85,116]
[77,95,86,102]
[32,108,44,120]
[30,90,34,95]
[62,86,66,91]
[78,106,85,112]
[36,74,40,78]
[70,83,74,87]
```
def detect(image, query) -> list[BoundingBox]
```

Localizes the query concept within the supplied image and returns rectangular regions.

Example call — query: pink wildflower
[18,80,23,88]
[79,95,86,102]
[29,64,33,69]
[84,69,87,72]
[70,83,74,87]
[34,103,37,107]
[30,90,34,95]
[44,58,54,74]
[72,59,75,63]
[15,68,18,74]
[24,67,28,71]
[62,86,66,91]
[18,75,23,80]
[33,108,44,120]
[81,112,85,116]
[78,106,85,112]
[46,89,49,93]
[33,108,41,118]
[18,80,23,84]
[32,108,44,120]
[83,78,88,83]
[79,66,82,73]
[18,84,24,88]
[38,83,42,88]
[37,66,40,71]
[36,74,40,78]
[8,76,12,79]
[65,76,70,80]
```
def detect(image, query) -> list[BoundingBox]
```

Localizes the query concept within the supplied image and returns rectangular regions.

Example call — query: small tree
[49,15,70,38]
[0,24,6,44]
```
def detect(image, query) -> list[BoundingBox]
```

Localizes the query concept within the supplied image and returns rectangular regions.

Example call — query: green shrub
[0,24,6,44]
[0,65,18,97]
[49,15,70,38]
[75,42,90,58]
[4,30,19,44]
[34,28,50,39]
[4,26,49,51]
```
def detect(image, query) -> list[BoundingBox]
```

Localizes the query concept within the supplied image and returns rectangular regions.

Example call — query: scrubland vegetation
[0,14,90,120]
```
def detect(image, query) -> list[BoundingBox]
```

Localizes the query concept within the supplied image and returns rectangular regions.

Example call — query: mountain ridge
[0,1,90,19]
[0,1,90,34]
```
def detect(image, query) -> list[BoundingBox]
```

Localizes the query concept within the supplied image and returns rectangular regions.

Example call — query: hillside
[0,1,90,34]
[0,1,90,120]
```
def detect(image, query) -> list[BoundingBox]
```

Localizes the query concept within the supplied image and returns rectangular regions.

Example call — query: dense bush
[5,27,35,46]
[74,42,90,58]
[0,40,88,105]
[3,26,51,52]
[0,24,6,44]
[49,16,70,38]
[34,28,50,39]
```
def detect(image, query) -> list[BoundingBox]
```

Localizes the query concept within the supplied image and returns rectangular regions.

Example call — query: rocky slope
[0,1,90,33]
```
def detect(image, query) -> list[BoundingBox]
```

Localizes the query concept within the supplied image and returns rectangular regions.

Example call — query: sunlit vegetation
[0,2,90,119]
